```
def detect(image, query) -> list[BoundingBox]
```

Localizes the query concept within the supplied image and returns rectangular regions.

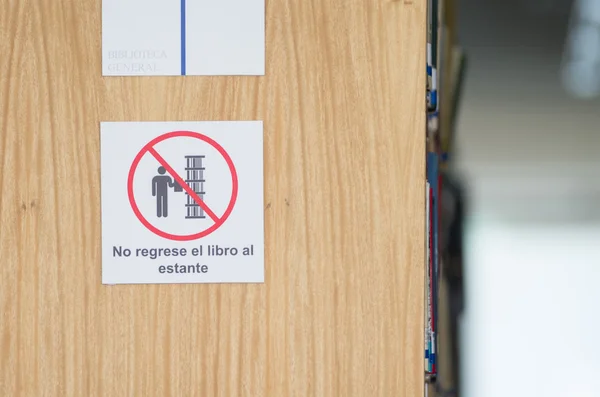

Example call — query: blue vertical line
[180,0,187,75]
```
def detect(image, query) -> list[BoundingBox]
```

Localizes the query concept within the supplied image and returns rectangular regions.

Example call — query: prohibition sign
[127,131,238,241]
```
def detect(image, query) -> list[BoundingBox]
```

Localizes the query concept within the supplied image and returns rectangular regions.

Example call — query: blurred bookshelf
[425,0,467,396]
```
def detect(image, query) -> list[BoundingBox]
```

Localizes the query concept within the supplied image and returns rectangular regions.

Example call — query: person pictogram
[152,166,175,217]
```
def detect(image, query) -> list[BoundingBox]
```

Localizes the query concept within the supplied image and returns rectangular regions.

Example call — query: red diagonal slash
[148,147,220,223]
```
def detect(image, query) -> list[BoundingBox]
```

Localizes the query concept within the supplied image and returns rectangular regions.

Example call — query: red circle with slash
[127,131,238,241]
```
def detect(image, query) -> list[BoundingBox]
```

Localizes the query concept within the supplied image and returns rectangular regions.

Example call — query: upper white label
[102,0,265,76]
[100,121,264,284]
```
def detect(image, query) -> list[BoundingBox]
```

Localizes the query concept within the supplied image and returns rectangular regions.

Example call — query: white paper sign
[102,0,265,76]
[100,121,264,284]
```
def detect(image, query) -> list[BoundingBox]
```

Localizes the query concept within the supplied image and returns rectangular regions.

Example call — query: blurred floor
[462,220,600,397]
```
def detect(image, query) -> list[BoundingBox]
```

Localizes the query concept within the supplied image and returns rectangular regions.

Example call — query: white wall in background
[450,2,600,394]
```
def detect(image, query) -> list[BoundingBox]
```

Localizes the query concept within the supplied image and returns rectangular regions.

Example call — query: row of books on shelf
[425,0,467,387]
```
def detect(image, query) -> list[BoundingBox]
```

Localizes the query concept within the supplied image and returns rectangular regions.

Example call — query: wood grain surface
[0,0,426,395]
